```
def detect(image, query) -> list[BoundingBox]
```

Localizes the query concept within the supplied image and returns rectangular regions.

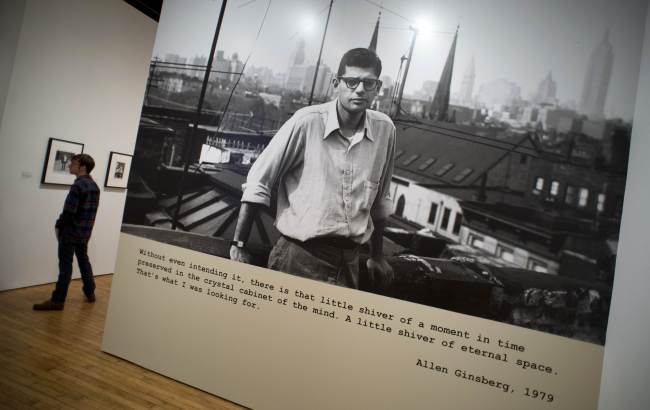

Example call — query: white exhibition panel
[102,0,650,409]
[105,233,604,410]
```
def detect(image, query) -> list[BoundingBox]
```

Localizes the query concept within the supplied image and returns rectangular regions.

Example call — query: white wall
[0,0,26,120]
[0,0,156,290]
[598,4,650,410]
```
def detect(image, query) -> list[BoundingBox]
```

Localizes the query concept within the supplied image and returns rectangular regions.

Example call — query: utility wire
[360,0,411,23]
[380,26,456,36]
[408,120,540,154]
[397,119,592,169]
[216,0,272,132]
[396,119,542,158]
[395,105,541,154]
[399,124,542,158]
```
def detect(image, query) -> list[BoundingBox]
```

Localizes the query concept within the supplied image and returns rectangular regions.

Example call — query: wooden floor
[0,275,246,410]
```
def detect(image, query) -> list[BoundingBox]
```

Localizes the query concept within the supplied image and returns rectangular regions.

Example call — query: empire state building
[579,30,613,119]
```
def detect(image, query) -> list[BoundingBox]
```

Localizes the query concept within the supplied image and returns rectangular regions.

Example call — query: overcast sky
[152,0,648,120]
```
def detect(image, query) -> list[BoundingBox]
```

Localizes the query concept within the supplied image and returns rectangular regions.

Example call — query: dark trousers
[51,239,95,303]
[268,236,360,289]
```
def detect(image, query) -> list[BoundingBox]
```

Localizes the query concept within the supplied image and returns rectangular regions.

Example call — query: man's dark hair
[337,48,382,77]
[72,153,95,173]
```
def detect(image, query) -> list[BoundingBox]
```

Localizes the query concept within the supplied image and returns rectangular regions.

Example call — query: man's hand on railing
[230,245,252,264]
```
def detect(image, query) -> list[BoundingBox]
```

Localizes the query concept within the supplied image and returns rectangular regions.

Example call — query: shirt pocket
[361,180,380,211]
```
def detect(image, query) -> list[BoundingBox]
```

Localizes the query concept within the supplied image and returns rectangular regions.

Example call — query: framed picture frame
[105,151,133,189]
[41,138,84,186]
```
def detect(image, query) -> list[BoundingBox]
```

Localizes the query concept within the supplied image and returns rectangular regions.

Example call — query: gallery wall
[0,0,157,290]
[0,0,649,407]
[0,0,25,120]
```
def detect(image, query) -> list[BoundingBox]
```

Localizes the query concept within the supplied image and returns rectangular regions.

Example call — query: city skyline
[152,0,647,120]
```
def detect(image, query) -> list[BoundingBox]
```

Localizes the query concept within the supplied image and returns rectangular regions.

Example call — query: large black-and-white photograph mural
[121,0,648,345]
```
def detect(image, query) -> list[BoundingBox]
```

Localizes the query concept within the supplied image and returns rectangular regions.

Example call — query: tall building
[459,56,475,107]
[521,106,539,124]
[163,53,187,75]
[305,63,333,99]
[247,65,274,87]
[380,75,393,89]
[285,63,332,98]
[272,72,286,87]
[538,107,578,131]
[285,37,308,91]
[214,50,231,81]
[422,80,438,97]
[534,71,557,105]
[191,55,207,79]
[476,79,522,110]
[414,80,438,101]
[285,65,309,92]
[291,37,306,66]
[191,55,207,66]
[163,53,185,64]
[579,30,613,120]
[230,53,243,82]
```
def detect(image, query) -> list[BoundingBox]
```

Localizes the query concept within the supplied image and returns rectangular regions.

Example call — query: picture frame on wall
[105,151,133,189]
[41,137,84,186]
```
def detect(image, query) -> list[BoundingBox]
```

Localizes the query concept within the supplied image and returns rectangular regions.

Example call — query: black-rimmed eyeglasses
[337,77,382,91]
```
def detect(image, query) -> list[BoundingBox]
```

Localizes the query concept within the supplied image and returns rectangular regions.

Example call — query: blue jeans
[268,236,360,289]
[51,239,95,303]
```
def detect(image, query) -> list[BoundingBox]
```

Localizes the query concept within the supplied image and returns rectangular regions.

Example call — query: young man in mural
[34,154,101,310]
[230,48,396,289]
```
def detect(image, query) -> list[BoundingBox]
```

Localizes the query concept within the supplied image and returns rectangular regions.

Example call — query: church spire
[369,12,381,52]
[430,25,459,121]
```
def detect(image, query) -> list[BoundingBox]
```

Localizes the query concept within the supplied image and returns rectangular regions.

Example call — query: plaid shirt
[56,175,100,243]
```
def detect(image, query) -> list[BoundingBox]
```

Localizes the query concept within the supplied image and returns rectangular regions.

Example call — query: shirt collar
[324,99,375,142]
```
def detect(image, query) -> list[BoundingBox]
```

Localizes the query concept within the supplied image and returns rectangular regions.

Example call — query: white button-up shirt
[241,99,396,244]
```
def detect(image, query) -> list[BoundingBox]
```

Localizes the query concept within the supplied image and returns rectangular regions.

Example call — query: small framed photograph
[105,151,133,188]
[41,138,84,185]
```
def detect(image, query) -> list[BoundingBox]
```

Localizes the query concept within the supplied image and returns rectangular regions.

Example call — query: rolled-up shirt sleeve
[241,113,305,207]
[371,123,396,220]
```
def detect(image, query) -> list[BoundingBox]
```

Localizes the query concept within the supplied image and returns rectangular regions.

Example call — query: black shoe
[86,293,96,303]
[33,299,64,311]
